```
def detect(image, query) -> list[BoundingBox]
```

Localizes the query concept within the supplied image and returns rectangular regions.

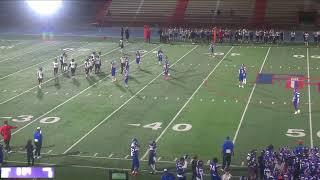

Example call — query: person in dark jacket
[25,139,34,166]
[0,144,4,165]
[121,27,124,40]
[161,169,175,180]
[191,155,198,180]
[125,28,130,42]
[34,127,42,159]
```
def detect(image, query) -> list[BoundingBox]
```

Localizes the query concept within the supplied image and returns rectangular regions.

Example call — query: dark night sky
[0,1,103,26]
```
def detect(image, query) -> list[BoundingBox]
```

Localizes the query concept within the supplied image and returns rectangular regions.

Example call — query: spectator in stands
[125,27,130,42]
[221,136,234,170]
[161,169,175,180]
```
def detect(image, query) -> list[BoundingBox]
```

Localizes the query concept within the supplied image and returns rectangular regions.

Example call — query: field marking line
[141,46,234,160]
[5,160,243,177]
[0,41,60,63]
[62,45,198,154]
[93,153,98,157]
[0,45,121,105]
[8,45,161,138]
[0,41,91,80]
[47,150,53,154]
[232,47,271,144]
[12,150,244,167]
[307,48,313,148]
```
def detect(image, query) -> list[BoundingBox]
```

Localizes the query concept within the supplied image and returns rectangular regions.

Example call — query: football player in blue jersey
[209,158,220,180]
[124,68,129,87]
[238,65,246,88]
[125,56,130,71]
[209,42,215,57]
[148,141,157,174]
[242,64,247,84]
[136,51,141,69]
[163,57,170,80]
[292,88,300,114]
[176,157,186,180]
[158,49,164,65]
[196,160,204,180]
[130,138,140,176]
[110,60,116,82]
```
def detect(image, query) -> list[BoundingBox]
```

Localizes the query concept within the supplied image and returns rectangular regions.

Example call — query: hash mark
[125,155,129,159]
[47,150,53,154]
[158,157,162,161]
[165,97,168,100]
[93,153,98,157]
[108,154,114,158]
[154,97,157,100]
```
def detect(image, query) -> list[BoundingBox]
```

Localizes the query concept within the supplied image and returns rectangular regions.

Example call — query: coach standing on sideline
[34,127,42,159]
[221,136,234,170]
[0,120,17,153]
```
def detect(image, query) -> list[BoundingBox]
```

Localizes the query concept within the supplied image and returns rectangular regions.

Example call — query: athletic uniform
[130,139,139,175]
[94,55,101,74]
[158,50,163,65]
[293,89,300,114]
[69,61,77,77]
[37,69,44,88]
[124,68,129,87]
[120,57,125,74]
[209,43,215,56]
[239,66,245,88]
[84,60,90,78]
[163,59,170,79]
[148,141,157,174]
[53,61,59,76]
[136,51,141,65]
[111,61,116,82]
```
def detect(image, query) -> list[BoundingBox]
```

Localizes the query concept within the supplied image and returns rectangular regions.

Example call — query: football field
[0,37,320,179]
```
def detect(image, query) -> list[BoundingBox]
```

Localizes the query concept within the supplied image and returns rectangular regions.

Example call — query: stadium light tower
[26,0,62,16]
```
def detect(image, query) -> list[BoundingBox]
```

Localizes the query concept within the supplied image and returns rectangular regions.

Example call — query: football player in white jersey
[68,59,77,78]
[94,52,102,74]
[84,58,90,78]
[37,67,44,89]
[53,59,59,77]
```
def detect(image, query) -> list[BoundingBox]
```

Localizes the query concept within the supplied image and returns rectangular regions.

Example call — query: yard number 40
[143,122,192,132]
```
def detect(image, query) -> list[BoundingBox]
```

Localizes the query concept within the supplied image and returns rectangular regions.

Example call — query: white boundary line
[232,47,271,143]
[9,45,161,138]
[0,41,59,63]
[5,160,243,177]
[0,41,90,80]
[307,48,313,148]
[63,45,198,154]
[141,46,234,160]
[0,44,120,105]
[11,150,244,168]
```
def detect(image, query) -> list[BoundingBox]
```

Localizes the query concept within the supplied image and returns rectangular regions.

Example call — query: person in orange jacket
[0,120,17,153]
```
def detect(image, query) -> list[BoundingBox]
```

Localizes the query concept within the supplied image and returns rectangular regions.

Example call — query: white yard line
[9,45,161,138]
[307,48,313,148]
[141,46,234,160]
[0,45,120,105]
[0,42,59,63]
[0,42,89,80]
[62,45,198,154]
[232,47,271,144]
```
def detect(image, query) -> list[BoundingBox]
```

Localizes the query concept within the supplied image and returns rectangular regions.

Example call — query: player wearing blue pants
[130,138,140,176]
[111,61,116,82]
[292,88,300,114]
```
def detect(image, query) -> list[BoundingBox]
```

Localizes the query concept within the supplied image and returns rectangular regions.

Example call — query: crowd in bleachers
[246,142,320,179]
[159,27,320,45]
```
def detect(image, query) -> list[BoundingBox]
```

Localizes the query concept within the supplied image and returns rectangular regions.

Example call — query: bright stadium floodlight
[26,0,62,16]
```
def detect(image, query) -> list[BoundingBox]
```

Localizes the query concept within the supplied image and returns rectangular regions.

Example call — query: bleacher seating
[108,0,177,25]
[103,0,319,27]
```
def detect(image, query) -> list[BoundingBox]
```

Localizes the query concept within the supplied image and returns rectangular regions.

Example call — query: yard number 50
[285,129,320,138]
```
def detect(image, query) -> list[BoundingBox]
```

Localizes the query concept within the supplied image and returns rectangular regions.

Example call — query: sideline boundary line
[232,47,271,143]
[63,45,198,154]
[9,45,161,138]
[141,47,234,160]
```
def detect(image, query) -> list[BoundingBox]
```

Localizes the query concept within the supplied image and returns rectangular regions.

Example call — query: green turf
[0,36,319,179]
